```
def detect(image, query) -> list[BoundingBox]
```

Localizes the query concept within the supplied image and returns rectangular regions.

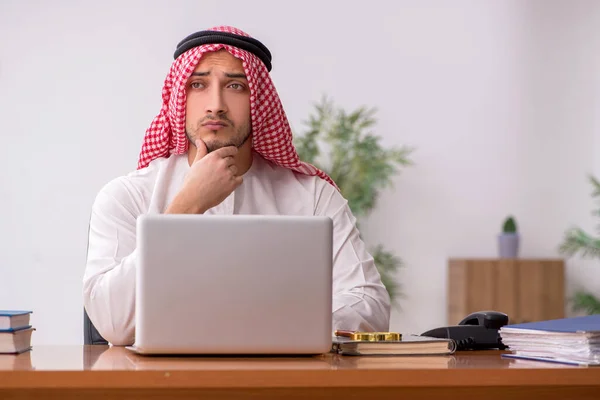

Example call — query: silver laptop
[128,214,333,355]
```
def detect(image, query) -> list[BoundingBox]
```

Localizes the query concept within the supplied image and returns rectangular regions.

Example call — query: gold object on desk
[334,330,402,341]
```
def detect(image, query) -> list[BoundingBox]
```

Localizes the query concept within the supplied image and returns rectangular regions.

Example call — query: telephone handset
[421,311,509,350]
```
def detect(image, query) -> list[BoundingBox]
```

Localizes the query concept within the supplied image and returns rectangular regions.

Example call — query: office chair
[84,308,108,345]
[84,216,108,345]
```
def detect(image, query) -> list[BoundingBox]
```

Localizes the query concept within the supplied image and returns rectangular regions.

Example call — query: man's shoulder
[254,154,330,192]
[252,154,343,216]
[92,156,172,212]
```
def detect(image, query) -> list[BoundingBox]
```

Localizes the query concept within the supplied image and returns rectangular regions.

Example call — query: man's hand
[165,139,243,214]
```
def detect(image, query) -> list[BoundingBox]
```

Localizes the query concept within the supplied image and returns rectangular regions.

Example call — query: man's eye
[229,83,244,90]
[190,82,204,89]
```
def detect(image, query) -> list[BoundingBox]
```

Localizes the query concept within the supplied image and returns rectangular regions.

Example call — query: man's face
[185,50,251,153]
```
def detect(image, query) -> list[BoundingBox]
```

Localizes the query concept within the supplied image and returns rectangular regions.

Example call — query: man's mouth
[202,122,227,130]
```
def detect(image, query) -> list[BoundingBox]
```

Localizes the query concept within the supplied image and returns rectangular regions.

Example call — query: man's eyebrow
[190,71,247,79]
[225,72,247,79]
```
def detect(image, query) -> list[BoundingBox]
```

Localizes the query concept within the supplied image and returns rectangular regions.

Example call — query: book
[331,334,457,356]
[499,314,600,366]
[0,327,34,354]
[0,310,32,332]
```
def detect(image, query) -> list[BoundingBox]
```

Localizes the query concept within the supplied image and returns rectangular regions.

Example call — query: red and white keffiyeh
[137,25,336,188]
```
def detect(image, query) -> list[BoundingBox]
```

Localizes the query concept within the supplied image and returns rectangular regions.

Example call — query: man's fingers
[213,146,238,158]
[194,139,208,161]
[224,156,235,167]
[229,164,238,175]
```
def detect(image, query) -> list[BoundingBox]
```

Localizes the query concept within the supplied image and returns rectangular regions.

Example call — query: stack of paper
[499,314,600,366]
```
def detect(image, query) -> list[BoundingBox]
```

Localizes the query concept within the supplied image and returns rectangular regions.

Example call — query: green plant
[558,175,600,315]
[294,96,413,305]
[371,244,403,304]
[570,292,600,315]
[503,216,517,234]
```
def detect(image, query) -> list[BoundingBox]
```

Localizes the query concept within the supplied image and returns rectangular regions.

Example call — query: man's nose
[205,87,227,115]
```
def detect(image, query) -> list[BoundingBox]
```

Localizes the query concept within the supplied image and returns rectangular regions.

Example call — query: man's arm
[83,142,242,345]
[314,181,391,332]
[83,179,140,346]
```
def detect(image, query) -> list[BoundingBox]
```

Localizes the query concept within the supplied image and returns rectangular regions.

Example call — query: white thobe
[83,151,391,345]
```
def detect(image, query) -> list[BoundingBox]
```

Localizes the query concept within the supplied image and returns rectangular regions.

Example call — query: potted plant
[559,175,600,315]
[498,216,520,258]
[294,96,413,306]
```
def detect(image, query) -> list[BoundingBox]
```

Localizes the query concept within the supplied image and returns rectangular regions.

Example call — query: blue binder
[500,314,600,366]
[503,314,600,333]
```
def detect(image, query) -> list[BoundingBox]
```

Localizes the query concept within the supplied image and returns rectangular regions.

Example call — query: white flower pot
[498,233,520,258]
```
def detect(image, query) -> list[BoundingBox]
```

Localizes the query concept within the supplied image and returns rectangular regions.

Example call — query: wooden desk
[1,345,599,399]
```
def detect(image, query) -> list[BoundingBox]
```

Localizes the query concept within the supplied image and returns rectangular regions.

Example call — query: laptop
[128,214,333,355]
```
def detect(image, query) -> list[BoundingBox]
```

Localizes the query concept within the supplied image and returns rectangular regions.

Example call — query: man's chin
[205,133,251,153]
[202,138,235,152]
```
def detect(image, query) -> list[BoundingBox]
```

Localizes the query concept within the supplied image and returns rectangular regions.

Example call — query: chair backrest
[84,308,108,345]
[84,215,108,345]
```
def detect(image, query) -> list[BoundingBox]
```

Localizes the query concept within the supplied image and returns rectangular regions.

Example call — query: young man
[83,26,391,345]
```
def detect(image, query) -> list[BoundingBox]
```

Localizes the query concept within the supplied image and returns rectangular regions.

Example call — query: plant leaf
[294,96,414,303]
[571,291,600,315]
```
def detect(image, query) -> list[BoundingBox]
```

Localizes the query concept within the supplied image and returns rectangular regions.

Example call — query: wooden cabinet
[447,259,565,325]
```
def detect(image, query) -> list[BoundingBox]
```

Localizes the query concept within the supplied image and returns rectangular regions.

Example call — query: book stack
[499,314,600,366]
[332,330,457,356]
[0,310,34,354]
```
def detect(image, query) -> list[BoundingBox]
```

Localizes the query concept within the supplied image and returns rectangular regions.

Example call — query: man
[83,26,391,346]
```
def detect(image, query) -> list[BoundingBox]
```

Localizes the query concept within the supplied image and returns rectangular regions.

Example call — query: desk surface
[1,345,599,399]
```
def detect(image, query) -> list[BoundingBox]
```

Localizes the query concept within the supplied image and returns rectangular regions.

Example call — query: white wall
[1,0,599,345]
[364,0,600,332]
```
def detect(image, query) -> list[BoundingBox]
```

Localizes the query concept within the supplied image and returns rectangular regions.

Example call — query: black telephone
[421,310,509,350]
